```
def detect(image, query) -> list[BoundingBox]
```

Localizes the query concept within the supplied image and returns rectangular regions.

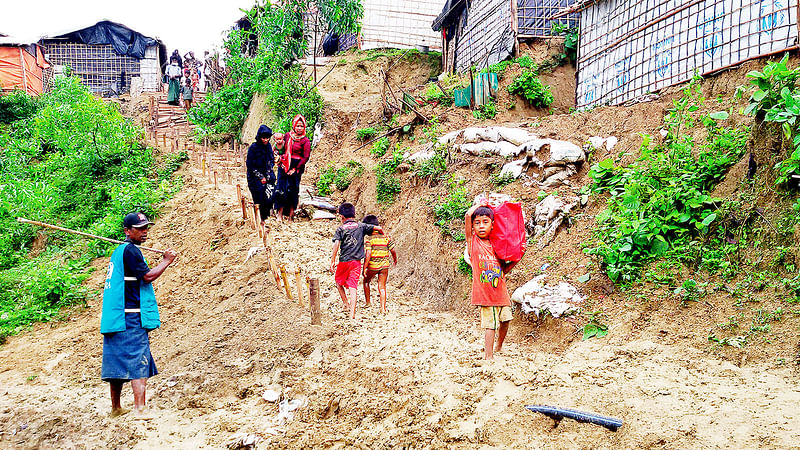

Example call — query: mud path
[1,163,799,449]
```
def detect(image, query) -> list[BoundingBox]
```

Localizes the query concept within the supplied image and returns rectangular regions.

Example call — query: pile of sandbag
[528,194,578,249]
[511,275,583,318]
[438,126,588,187]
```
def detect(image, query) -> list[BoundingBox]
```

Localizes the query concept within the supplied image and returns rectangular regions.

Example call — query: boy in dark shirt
[330,203,383,319]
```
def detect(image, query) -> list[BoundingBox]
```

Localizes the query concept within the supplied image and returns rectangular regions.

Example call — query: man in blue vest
[100,212,177,417]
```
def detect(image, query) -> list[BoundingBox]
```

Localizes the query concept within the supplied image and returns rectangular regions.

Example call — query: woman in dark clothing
[274,114,312,222]
[246,125,275,223]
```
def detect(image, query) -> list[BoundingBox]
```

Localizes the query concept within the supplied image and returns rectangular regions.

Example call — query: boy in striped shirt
[362,215,398,314]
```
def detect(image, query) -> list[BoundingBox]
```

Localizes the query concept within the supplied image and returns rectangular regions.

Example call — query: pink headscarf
[281,114,307,172]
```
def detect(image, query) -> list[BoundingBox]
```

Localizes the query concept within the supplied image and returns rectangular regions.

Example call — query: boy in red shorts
[330,203,383,319]
[465,204,518,360]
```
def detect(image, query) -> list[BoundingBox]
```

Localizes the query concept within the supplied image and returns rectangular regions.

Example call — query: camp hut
[0,34,49,95]
[553,0,800,108]
[432,0,579,73]
[39,21,166,96]
[306,1,443,56]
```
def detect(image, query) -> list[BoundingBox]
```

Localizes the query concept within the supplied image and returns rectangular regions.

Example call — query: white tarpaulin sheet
[576,0,799,108]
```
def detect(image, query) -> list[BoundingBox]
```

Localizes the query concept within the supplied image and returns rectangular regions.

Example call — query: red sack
[490,202,527,262]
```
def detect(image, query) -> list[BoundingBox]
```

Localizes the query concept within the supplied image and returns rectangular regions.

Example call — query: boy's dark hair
[471,206,494,222]
[338,202,356,218]
[362,214,379,226]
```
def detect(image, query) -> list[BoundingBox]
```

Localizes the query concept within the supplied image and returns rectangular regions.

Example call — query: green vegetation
[490,171,516,188]
[745,54,800,184]
[424,83,452,106]
[482,56,536,79]
[316,160,364,196]
[356,127,378,141]
[472,102,497,120]
[550,22,579,65]
[0,77,184,343]
[582,311,608,340]
[375,146,404,204]
[371,136,389,157]
[188,0,362,138]
[432,177,472,241]
[585,76,748,283]
[508,71,554,108]
[457,255,472,277]
[413,145,448,180]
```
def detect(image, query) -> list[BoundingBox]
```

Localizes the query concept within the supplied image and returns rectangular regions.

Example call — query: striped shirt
[365,235,395,270]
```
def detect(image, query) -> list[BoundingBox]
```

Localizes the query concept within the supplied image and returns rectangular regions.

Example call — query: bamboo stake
[251,203,258,230]
[241,196,248,221]
[310,278,321,325]
[280,264,293,300]
[201,157,206,176]
[16,218,166,254]
[255,205,262,235]
[213,170,218,189]
[262,223,268,247]
[236,184,242,207]
[267,249,281,287]
[295,269,304,307]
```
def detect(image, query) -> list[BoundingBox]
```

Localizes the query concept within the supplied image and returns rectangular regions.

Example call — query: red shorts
[335,260,362,288]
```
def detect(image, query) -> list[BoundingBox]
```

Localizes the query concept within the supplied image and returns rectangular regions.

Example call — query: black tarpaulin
[432,0,468,31]
[54,21,158,59]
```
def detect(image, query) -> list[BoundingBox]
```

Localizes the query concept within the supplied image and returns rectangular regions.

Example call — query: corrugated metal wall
[360,0,443,50]
[455,0,515,72]
[577,0,799,108]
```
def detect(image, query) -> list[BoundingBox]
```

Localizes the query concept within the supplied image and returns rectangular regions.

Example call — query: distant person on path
[246,125,276,223]
[330,203,382,319]
[465,204,517,360]
[274,114,311,222]
[171,49,183,69]
[165,57,182,106]
[100,212,177,417]
[181,78,194,110]
[361,215,397,314]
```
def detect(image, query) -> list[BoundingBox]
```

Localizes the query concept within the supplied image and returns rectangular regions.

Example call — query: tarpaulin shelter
[554,0,800,108]
[39,21,166,96]
[433,0,579,73]
[0,34,50,95]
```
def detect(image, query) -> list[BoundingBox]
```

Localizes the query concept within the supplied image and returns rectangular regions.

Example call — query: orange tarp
[0,45,49,95]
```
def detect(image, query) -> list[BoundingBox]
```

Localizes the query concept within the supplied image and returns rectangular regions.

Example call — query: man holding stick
[100,212,177,417]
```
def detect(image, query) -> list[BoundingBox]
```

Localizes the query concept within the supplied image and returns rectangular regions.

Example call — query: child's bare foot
[109,407,129,418]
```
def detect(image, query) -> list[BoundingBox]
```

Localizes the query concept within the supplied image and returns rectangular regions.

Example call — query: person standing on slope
[100,212,177,417]
[246,125,276,223]
[274,114,311,222]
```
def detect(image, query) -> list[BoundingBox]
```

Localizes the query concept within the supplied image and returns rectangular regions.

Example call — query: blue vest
[100,243,160,333]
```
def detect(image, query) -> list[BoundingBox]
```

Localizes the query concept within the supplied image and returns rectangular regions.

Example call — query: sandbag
[490,202,527,262]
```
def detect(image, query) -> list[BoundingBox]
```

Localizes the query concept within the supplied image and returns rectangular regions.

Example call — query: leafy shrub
[356,127,377,141]
[457,255,472,277]
[371,136,389,157]
[432,177,471,241]
[424,83,452,105]
[414,145,448,180]
[0,90,39,124]
[551,22,579,64]
[490,171,516,188]
[586,77,748,283]
[472,102,497,120]
[508,71,554,108]
[376,147,404,204]
[317,165,337,196]
[334,160,364,191]
[0,76,183,341]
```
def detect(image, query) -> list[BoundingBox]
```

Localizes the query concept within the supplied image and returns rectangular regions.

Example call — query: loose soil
[2,46,800,448]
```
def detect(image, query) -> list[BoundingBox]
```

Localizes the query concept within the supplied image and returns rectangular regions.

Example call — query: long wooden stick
[295,268,304,307]
[280,264,293,300]
[310,278,321,325]
[16,218,166,254]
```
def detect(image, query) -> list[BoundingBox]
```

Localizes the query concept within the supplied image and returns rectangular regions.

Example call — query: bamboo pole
[255,205,262,235]
[236,184,242,207]
[267,249,281,287]
[280,264,293,300]
[295,269,304,307]
[251,204,258,230]
[241,196,248,221]
[310,278,321,325]
[16,218,166,254]
[262,223,268,247]
[213,170,218,189]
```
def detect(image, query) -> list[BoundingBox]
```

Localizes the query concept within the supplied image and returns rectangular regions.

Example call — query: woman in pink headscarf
[274,114,312,222]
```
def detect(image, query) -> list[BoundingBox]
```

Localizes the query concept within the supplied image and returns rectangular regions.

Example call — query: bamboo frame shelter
[553,0,800,108]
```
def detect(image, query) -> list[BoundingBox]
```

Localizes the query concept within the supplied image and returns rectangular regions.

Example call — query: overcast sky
[3,0,256,59]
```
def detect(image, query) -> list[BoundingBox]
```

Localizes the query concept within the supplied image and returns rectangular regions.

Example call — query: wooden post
[213,170,218,189]
[255,205,262,235]
[241,196,248,221]
[162,133,167,148]
[295,269,304,307]
[201,157,206,176]
[280,264,293,300]
[310,278,321,325]
[267,249,281,287]
[236,184,242,206]
[262,223,268,247]
[251,203,258,229]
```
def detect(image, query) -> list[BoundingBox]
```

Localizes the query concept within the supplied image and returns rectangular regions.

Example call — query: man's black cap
[123,212,154,228]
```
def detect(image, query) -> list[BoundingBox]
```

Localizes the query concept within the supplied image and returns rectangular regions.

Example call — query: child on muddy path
[361,215,397,314]
[465,204,518,360]
[330,203,383,319]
